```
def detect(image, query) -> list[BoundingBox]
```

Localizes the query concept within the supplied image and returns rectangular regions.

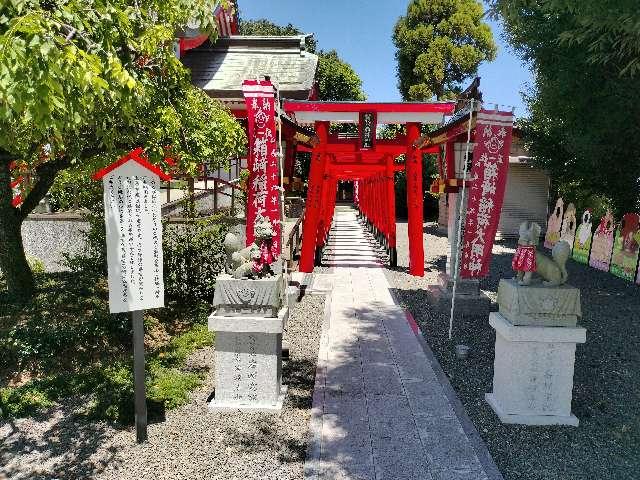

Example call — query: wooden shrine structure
[284,101,456,276]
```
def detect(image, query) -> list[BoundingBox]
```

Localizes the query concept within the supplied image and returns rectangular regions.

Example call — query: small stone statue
[222,215,279,279]
[223,232,254,279]
[513,221,571,287]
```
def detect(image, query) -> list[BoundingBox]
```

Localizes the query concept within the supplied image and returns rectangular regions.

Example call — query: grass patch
[0,271,214,425]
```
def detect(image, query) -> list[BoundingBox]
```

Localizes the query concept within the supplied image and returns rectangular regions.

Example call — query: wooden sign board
[610,213,640,282]
[572,210,593,264]
[544,198,564,249]
[589,210,615,272]
[94,150,169,313]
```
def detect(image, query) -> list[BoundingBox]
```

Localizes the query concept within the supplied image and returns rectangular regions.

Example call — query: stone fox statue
[513,221,571,287]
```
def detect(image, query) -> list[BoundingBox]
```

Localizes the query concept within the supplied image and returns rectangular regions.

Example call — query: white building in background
[438,130,550,239]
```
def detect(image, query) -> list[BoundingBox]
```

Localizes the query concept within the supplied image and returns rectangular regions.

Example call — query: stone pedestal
[498,278,581,327]
[427,188,491,316]
[208,307,288,412]
[427,272,491,316]
[212,275,283,317]
[486,280,586,426]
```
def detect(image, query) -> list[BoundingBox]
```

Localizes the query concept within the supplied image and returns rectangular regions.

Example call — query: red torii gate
[283,101,456,276]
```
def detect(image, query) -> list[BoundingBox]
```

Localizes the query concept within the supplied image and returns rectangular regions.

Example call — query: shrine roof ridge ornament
[92,148,172,181]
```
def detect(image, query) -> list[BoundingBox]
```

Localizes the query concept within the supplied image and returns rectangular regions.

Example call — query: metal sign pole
[132,309,147,443]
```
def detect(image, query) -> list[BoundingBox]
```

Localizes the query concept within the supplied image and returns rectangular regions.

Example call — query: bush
[62,210,108,277]
[64,205,231,303]
[26,255,45,275]
[163,215,230,303]
[48,170,103,212]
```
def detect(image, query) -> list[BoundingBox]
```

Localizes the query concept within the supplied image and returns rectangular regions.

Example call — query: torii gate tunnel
[284,101,456,276]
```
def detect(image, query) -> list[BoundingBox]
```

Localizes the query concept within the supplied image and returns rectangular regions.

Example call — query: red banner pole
[406,122,424,276]
[299,121,329,272]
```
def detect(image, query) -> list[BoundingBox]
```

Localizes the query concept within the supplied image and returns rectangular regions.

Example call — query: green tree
[393,0,497,100]
[316,50,365,102]
[491,0,640,216]
[0,0,246,299]
[238,18,365,102]
[238,18,317,52]
[238,18,365,182]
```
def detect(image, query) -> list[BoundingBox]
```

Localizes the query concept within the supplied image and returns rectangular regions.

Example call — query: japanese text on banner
[242,80,281,253]
[460,110,514,278]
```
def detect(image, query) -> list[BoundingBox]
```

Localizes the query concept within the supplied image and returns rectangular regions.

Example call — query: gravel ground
[385,221,640,480]
[0,294,325,480]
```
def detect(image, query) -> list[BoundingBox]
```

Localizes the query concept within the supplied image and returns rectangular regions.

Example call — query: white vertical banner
[94,150,169,313]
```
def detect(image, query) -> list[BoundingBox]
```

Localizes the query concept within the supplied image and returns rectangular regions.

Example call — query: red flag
[459,110,514,278]
[242,80,281,254]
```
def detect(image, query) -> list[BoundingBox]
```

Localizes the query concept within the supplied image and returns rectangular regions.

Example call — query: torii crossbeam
[284,101,456,276]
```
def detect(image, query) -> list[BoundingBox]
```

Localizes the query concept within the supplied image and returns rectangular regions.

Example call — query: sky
[239,0,533,117]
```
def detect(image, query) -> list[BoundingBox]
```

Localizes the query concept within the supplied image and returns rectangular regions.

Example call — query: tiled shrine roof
[181,36,319,101]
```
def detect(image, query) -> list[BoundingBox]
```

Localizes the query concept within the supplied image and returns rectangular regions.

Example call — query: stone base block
[209,386,288,413]
[208,308,288,412]
[212,275,283,317]
[290,272,335,295]
[485,393,579,427]
[427,284,492,317]
[486,312,586,427]
[498,279,581,327]
[438,273,481,295]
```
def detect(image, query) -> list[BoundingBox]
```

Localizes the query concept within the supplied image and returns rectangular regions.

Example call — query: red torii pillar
[299,121,329,272]
[406,122,424,276]
[386,155,397,267]
[317,173,337,255]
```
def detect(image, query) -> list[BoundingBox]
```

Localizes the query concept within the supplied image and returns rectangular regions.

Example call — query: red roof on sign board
[92,148,172,181]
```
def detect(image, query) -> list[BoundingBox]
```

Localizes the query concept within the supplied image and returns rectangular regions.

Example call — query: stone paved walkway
[305,209,499,480]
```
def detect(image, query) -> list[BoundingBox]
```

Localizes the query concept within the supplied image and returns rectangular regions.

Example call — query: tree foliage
[490,0,640,216]
[237,18,317,52]
[0,0,246,298]
[316,50,365,102]
[393,0,496,100]
[238,18,365,102]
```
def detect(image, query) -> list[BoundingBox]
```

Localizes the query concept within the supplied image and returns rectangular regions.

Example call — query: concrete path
[305,209,500,480]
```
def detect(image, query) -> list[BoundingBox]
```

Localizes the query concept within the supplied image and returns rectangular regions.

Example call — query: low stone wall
[21,214,89,272]
[162,188,239,218]
[20,213,247,273]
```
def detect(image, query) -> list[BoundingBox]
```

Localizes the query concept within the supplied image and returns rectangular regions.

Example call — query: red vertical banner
[460,110,514,278]
[242,80,281,253]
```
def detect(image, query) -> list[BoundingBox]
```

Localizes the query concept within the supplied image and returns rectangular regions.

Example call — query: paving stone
[323,390,367,415]
[315,461,375,480]
[305,210,497,480]
[415,417,482,472]
[431,469,490,480]
[403,380,455,418]
[366,395,417,441]
[362,364,403,395]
